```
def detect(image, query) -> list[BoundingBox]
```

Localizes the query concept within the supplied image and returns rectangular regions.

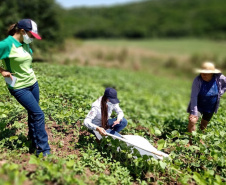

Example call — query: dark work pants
[107,117,128,133]
[9,81,50,156]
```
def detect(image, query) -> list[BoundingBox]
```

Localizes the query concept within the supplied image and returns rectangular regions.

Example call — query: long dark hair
[7,23,20,36]
[101,95,108,129]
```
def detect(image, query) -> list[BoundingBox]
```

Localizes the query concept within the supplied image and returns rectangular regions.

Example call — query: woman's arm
[96,127,107,136]
[0,40,12,79]
[84,107,107,136]
[0,67,13,80]
[0,40,10,60]
[189,76,201,116]
[219,74,226,94]
[113,104,124,123]
[83,107,98,130]
[0,67,4,73]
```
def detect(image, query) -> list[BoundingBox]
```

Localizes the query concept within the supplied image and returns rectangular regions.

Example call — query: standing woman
[84,87,127,137]
[0,19,50,156]
[187,62,226,145]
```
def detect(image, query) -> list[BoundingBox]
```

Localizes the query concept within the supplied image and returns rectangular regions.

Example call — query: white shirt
[84,96,124,130]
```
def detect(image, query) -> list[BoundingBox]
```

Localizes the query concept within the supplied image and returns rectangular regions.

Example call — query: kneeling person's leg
[200,112,213,130]
[108,118,127,133]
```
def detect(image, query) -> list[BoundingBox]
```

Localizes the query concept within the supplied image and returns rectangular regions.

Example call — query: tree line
[1,0,226,52]
[0,0,63,51]
[61,0,226,40]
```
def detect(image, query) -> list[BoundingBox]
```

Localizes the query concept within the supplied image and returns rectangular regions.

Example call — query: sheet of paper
[4,76,17,87]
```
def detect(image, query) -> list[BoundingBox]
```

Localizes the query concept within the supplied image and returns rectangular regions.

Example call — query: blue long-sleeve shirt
[187,74,226,116]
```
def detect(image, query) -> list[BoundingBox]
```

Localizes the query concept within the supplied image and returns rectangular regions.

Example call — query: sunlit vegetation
[0,63,225,184]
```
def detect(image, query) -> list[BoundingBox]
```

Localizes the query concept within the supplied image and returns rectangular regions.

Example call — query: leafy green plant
[0,63,225,184]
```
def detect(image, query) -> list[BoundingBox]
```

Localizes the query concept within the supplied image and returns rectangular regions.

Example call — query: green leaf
[0,114,7,118]
[150,127,155,135]
[206,170,214,176]
[154,128,161,136]
[157,139,165,150]
[192,131,197,136]
[159,161,167,170]
[191,146,200,151]
[180,175,190,185]
[9,163,19,170]
[127,154,133,159]
[171,130,180,137]
[29,155,39,165]
[9,136,18,141]
[215,175,222,183]
[193,172,207,185]
[66,160,75,168]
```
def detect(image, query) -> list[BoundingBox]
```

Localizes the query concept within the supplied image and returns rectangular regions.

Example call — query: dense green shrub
[0,0,64,52]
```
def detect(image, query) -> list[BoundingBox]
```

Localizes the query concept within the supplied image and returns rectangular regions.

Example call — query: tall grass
[47,38,226,78]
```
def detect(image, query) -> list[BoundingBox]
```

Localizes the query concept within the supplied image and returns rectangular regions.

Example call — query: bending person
[187,61,226,145]
[0,19,50,156]
[84,87,127,137]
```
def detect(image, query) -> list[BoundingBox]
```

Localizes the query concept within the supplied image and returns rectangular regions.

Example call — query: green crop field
[0,62,225,184]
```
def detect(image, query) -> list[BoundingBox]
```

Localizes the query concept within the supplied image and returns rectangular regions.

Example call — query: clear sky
[56,0,141,8]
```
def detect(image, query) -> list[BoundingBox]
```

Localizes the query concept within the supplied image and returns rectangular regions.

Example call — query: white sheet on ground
[93,130,169,160]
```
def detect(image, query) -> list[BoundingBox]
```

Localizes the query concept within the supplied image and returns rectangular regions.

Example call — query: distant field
[85,38,226,59]
[50,38,226,78]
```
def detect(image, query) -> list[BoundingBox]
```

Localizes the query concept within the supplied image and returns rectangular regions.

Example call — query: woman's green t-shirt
[0,36,36,89]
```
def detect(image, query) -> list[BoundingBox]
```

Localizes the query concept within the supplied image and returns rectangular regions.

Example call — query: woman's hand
[1,70,13,80]
[189,114,198,122]
[96,127,107,136]
[112,119,121,127]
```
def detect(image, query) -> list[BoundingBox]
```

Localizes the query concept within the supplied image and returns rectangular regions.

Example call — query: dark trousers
[9,81,50,156]
[107,117,127,133]
[90,118,127,138]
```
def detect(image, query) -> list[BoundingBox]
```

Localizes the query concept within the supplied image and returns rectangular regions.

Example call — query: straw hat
[195,62,221,73]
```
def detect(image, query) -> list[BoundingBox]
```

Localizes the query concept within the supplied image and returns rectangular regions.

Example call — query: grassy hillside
[0,63,225,184]
[59,0,226,39]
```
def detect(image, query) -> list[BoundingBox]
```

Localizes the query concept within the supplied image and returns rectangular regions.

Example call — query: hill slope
[60,0,226,39]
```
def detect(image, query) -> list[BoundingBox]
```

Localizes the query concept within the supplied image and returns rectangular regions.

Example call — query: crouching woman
[84,87,127,137]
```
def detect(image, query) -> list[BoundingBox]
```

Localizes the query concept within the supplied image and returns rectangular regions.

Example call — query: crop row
[0,63,225,184]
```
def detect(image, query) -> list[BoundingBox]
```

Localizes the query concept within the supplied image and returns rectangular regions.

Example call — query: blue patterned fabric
[198,77,218,113]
